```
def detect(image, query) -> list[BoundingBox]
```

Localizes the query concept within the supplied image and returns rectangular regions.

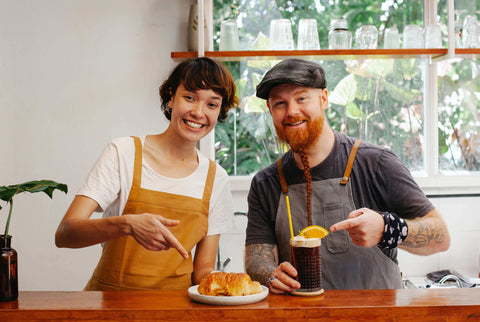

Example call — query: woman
[55,57,238,291]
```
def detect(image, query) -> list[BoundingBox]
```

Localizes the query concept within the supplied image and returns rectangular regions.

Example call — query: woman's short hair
[159,57,238,121]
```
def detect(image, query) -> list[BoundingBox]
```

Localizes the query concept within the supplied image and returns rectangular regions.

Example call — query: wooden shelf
[454,48,480,58]
[171,48,448,61]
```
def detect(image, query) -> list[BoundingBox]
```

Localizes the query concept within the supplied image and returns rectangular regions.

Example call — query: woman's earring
[166,103,172,113]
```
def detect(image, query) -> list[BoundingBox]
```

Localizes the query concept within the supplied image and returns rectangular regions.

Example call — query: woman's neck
[143,133,199,178]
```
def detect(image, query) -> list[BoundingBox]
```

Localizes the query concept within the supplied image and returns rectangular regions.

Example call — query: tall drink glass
[403,25,424,48]
[383,27,400,49]
[328,19,352,49]
[355,25,378,49]
[290,236,323,296]
[269,19,294,50]
[463,15,480,48]
[220,20,240,51]
[297,19,320,50]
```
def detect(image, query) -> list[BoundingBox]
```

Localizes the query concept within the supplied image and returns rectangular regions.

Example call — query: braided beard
[297,148,312,226]
[274,115,324,227]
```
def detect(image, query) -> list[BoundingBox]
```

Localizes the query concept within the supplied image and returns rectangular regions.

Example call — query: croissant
[198,272,262,296]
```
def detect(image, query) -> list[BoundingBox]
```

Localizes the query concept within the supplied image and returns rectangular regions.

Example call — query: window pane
[438,59,480,172]
[215,61,285,176]
[328,59,425,172]
[213,0,427,175]
[215,58,426,175]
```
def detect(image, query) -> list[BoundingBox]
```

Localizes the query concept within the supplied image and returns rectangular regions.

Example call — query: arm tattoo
[245,244,277,286]
[401,217,446,249]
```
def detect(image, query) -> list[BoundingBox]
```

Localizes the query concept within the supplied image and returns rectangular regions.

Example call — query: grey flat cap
[256,59,327,100]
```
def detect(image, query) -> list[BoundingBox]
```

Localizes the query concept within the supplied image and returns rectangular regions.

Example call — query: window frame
[198,0,480,196]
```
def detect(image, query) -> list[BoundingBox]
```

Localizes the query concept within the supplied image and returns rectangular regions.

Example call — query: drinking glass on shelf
[454,10,467,48]
[425,23,443,48]
[219,20,240,51]
[462,15,480,48]
[297,19,320,50]
[383,27,400,49]
[269,19,294,50]
[328,18,352,49]
[355,25,378,49]
[403,25,424,49]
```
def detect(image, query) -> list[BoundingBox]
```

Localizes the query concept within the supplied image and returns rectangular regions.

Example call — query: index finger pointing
[330,217,361,232]
[162,229,189,259]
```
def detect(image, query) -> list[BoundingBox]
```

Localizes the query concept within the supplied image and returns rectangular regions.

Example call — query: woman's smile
[184,119,205,129]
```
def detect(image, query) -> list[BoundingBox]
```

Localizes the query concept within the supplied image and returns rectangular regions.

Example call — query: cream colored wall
[0,0,194,290]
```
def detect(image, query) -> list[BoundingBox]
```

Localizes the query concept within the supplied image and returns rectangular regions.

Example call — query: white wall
[1,0,479,291]
[0,0,194,291]
[398,196,480,279]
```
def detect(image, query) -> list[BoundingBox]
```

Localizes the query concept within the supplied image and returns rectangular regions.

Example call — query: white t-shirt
[77,136,233,236]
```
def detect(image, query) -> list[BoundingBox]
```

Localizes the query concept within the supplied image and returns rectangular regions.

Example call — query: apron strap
[277,157,288,194]
[202,160,216,203]
[131,136,143,188]
[278,139,362,189]
[340,139,362,185]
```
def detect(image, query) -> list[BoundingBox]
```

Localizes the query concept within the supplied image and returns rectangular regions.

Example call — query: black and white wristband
[378,212,408,249]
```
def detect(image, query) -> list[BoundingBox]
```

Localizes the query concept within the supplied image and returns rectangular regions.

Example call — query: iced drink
[290,235,322,294]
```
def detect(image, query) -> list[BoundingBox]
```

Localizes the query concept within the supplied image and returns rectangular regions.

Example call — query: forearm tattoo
[401,217,446,248]
[245,244,277,286]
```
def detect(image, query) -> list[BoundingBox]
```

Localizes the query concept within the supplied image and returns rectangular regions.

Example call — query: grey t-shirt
[246,131,434,262]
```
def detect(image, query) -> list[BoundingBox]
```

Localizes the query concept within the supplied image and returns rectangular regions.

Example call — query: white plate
[188,285,269,306]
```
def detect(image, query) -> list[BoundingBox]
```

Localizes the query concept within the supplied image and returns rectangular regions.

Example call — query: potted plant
[0,180,68,301]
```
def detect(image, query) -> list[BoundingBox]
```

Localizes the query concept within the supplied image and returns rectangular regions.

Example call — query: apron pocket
[323,203,349,254]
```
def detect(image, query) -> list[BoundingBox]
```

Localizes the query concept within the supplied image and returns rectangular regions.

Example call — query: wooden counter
[1,289,479,321]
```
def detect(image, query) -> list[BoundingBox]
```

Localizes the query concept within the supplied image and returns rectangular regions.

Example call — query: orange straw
[286,195,294,239]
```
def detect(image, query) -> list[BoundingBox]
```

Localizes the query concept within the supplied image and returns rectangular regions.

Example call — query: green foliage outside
[213,0,480,175]
[438,58,480,171]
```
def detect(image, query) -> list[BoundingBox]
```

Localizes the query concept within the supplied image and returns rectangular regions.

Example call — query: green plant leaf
[243,95,268,114]
[365,59,393,78]
[0,187,18,205]
[0,180,68,236]
[329,74,357,106]
[399,59,421,80]
[354,75,370,101]
[346,101,363,120]
[0,180,67,202]
[384,81,421,103]
[235,76,248,98]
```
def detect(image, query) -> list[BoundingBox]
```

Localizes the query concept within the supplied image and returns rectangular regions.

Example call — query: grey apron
[275,140,403,289]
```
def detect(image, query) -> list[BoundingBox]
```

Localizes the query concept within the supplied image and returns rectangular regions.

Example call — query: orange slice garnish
[299,225,329,239]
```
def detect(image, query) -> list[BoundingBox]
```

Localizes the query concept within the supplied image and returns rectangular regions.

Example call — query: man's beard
[274,114,324,152]
[274,113,324,227]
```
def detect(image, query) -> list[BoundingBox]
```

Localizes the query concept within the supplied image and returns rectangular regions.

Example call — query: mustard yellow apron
[84,136,215,291]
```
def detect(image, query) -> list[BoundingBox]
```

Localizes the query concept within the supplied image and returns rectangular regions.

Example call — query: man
[245,59,450,293]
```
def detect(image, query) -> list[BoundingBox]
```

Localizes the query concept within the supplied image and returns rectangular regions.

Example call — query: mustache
[282,115,309,126]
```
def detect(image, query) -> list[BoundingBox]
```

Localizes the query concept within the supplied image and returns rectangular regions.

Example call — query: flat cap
[256,59,327,100]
